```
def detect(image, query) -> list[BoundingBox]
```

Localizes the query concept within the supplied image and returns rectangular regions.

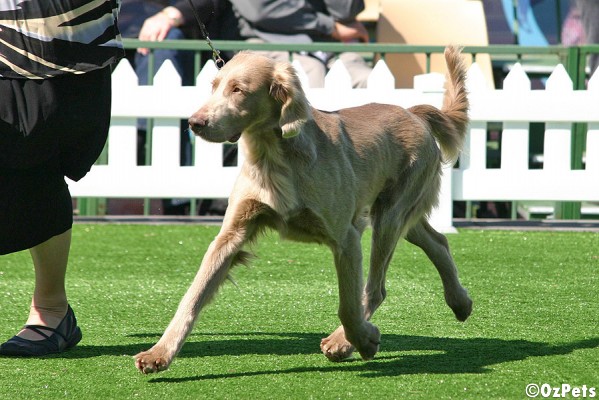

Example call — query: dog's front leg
[135,200,266,374]
[134,241,238,373]
[321,227,381,362]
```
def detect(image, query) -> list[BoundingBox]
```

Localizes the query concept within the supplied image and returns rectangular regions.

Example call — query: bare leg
[320,227,380,362]
[406,220,472,321]
[17,230,71,340]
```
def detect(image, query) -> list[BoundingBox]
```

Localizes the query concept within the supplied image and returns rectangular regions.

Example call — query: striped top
[0,0,124,79]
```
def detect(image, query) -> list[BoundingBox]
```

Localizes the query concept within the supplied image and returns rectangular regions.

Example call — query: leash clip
[206,36,225,69]
[186,0,225,69]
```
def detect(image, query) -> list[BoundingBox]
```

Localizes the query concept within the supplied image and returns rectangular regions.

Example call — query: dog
[135,45,473,373]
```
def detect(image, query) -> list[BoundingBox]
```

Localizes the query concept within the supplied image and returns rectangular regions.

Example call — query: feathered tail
[409,45,469,163]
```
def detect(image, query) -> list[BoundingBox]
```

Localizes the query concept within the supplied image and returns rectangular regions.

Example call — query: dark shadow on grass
[56,332,599,381]
[150,335,599,382]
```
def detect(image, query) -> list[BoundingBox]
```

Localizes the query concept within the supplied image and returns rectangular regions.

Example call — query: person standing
[0,0,123,356]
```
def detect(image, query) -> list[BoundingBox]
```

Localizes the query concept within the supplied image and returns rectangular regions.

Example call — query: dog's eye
[231,86,242,93]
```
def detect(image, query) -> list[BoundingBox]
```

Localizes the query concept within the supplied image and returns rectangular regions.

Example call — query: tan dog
[135,46,473,373]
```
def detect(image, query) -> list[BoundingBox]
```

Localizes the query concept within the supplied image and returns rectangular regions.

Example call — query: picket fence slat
[107,118,137,168]
[459,121,487,171]
[586,123,599,172]
[501,122,530,171]
[152,120,181,167]
[543,122,572,171]
[367,59,395,89]
[325,59,353,89]
[67,58,599,231]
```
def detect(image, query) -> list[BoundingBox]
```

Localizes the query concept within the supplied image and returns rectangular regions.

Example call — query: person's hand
[331,21,369,43]
[137,7,183,55]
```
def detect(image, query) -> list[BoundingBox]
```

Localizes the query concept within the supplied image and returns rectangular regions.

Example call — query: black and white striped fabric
[0,0,123,79]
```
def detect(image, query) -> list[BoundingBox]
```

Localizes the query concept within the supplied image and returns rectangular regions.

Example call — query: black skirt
[0,67,112,254]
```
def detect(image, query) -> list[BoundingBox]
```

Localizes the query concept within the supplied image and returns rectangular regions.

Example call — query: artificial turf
[0,224,597,399]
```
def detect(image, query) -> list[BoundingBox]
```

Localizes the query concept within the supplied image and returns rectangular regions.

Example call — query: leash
[185,0,225,68]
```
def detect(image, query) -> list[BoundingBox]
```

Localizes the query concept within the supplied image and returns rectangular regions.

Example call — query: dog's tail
[409,45,469,163]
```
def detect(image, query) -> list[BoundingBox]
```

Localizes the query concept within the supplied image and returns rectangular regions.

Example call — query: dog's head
[188,52,311,143]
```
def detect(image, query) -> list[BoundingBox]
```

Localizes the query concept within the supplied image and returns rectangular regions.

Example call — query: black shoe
[0,305,82,357]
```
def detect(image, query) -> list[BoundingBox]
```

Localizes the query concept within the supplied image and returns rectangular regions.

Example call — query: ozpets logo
[526,383,597,398]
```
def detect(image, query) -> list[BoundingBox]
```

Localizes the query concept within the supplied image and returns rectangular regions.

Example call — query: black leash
[185,0,225,68]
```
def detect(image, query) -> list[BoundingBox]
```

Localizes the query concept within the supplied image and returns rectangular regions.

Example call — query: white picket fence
[67,57,599,231]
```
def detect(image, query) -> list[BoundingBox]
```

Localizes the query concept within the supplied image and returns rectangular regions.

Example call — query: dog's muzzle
[188,116,241,143]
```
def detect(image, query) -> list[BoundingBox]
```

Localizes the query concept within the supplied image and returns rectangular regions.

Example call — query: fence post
[557,46,585,219]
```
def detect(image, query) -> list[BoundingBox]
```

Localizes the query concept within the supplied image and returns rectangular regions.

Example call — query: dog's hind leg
[363,208,411,320]
[320,198,422,361]
[320,226,381,362]
[135,199,269,374]
[406,219,472,321]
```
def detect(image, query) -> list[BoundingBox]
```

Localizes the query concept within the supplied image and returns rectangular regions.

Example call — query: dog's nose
[188,115,208,131]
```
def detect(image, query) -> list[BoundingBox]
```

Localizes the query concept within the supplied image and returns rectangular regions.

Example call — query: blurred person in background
[575,0,599,74]
[119,0,236,214]
[119,0,235,84]
[230,0,372,88]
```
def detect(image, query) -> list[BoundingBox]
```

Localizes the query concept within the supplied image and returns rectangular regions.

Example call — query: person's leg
[0,163,77,350]
[293,53,326,88]
[244,38,328,87]
[0,226,81,356]
[337,52,372,88]
[16,230,71,341]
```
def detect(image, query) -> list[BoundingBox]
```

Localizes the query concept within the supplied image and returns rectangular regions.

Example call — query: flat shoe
[0,305,82,357]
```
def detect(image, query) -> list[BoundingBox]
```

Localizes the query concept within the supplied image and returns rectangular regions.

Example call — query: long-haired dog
[135,45,472,373]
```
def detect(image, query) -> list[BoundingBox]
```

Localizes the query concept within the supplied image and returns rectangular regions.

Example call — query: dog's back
[302,45,469,169]
[290,46,469,222]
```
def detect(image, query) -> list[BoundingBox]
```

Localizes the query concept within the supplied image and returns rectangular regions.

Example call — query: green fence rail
[124,40,556,81]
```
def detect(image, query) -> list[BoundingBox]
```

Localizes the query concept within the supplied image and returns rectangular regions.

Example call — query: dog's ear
[270,62,311,138]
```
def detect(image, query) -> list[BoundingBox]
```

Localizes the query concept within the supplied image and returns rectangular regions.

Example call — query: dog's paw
[446,288,473,322]
[321,323,381,362]
[321,326,355,362]
[352,323,380,361]
[134,347,171,374]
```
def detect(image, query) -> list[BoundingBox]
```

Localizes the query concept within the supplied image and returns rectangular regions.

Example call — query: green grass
[0,224,597,399]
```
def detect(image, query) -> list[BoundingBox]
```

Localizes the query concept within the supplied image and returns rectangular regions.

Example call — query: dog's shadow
[65,332,599,382]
